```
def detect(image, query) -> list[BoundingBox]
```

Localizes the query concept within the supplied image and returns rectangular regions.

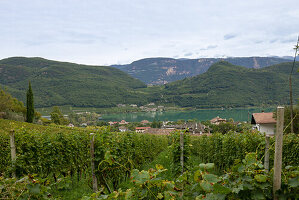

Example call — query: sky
[0,0,298,65]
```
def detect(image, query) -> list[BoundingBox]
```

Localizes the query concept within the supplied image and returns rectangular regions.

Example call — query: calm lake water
[101,108,274,122]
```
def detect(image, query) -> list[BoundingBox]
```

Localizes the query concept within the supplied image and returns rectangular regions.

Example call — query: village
[103,111,276,136]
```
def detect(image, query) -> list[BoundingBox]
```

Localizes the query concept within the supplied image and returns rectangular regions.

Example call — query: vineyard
[0,118,298,199]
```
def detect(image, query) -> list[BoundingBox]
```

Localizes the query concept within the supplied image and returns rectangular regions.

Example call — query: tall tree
[26,81,34,123]
[289,36,299,133]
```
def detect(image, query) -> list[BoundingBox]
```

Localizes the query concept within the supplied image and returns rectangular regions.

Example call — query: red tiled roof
[210,116,226,123]
[135,127,151,130]
[252,112,276,124]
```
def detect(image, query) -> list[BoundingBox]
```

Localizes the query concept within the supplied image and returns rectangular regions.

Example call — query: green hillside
[0,57,147,107]
[152,61,299,108]
[1,57,298,109]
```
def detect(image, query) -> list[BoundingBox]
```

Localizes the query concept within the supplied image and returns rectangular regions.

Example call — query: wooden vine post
[273,106,284,199]
[180,131,184,174]
[264,136,270,172]
[9,130,16,178]
[90,133,98,192]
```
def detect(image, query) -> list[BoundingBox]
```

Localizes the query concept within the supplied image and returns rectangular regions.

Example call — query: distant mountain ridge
[112,57,291,85]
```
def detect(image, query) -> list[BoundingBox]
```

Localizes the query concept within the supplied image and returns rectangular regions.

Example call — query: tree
[282,104,299,134]
[211,122,237,134]
[289,36,299,133]
[50,106,68,125]
[0,89,13,113]
[151,119,162,128]
[26,81,34,123]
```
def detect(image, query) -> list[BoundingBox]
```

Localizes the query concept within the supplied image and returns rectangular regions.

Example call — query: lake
[101,107,274,122]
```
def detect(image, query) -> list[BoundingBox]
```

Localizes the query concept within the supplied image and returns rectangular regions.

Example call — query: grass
[50,175,93,200]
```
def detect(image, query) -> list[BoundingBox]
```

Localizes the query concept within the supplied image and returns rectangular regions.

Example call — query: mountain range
[112,57,292,85]
[0,57,298,108]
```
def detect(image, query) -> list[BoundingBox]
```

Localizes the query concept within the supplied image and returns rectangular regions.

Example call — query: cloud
[184,52,193,56]
[0,0,298,65]
[224,34,237,40]
[200,45,218,51]
[281,38,295,43]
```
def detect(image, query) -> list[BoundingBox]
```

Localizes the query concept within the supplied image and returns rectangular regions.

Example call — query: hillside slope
[0,57,147,107]
[150,61,299,108]
[112,57,291,85]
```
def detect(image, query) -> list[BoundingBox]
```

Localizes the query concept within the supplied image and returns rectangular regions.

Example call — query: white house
[119,126,128,132]
[135,127,151,133]
[251,112,276,135]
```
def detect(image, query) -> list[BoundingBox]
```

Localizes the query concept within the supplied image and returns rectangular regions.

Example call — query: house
[130,104,137,107]
[108,121,118,126]
[119,126,128,132]
[141,120,150,125]
[251,112,276,135]
[162,122,206,134]
[210,116,226,125]
[144,128,174,135]
[119,120,129,125]
[135,127,151,133]
[80,123,87,127]
[68,123,75,128]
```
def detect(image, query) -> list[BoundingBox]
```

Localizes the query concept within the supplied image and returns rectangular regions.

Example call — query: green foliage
[276,165,299,199]
[0,175,52,199]
[0,119,168,189]
[169,131,191,176]
[50,106,69,125]
[26,81,35,123]
[69,112,100,126]
[82,152,298,199]
[81,166,179,200]
[190,131,299,170]
[151,119,162,128]
[0,88,26,120]
[210,122,237,134]
[282,104,299,134]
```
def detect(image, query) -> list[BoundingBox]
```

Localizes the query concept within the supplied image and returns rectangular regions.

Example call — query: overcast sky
[0,0,298,65]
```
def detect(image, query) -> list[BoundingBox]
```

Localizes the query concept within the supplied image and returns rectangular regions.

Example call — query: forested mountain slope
[150,61,299,108]
[0,57,147,107]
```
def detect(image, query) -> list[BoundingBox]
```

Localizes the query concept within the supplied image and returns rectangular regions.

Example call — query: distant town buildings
[210,116,226,125]
[135,127,151,133]
[141,120,150,125]
[119,126,128,132]
[119,120,129,125]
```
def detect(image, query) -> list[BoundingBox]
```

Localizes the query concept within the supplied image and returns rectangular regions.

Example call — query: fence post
[90,133,98,193]
[10,130,16,178]
[273,106,284,199]
[264,136,270,172]
[180,131,184,174]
